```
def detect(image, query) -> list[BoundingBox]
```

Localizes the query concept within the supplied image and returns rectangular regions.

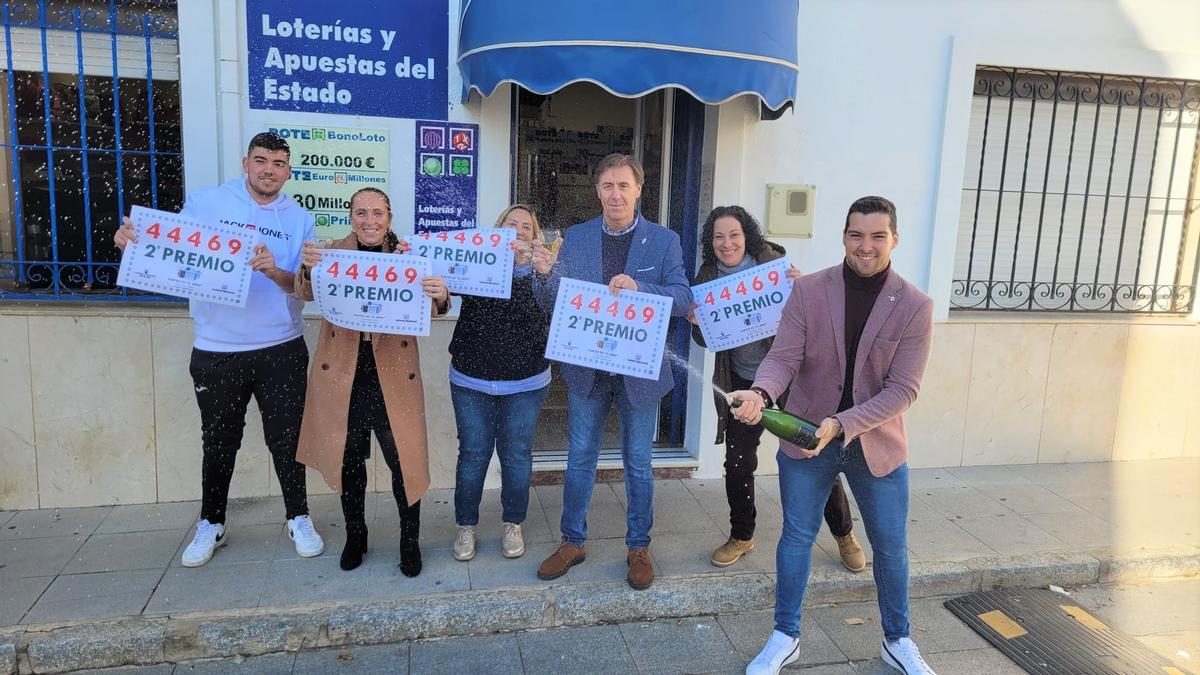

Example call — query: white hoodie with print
[181,177,315,352]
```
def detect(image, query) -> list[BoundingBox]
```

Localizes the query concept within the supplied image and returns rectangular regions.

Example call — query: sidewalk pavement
[93,578,1200,673]
[1,457,1197,673]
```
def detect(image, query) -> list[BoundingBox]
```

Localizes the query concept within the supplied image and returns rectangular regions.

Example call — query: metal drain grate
[944,587,1191,675]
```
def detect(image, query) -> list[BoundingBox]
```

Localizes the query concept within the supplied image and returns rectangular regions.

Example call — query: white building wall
[694,0,1200,477]
[722,0,1200,314]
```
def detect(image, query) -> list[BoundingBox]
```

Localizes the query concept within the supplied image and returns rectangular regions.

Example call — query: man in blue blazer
[531,153,691,590]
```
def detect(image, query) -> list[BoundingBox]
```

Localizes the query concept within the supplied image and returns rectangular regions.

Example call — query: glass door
[511,83,673,456]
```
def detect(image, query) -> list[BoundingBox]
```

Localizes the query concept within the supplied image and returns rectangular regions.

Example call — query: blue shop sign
[414,121,478,234]
[246,0,448,119]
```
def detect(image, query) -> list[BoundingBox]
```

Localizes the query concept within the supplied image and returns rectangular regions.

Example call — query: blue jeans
[451,383,550,526]
[561,376,657,549]
[775,439,910,641]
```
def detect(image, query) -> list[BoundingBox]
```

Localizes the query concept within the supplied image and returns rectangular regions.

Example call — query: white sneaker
[746,629,800,675]
[287,515,325,558]
[453,525,477,561]
[181,519,226,567]
[881,637,937,674]
[502,522,525,558]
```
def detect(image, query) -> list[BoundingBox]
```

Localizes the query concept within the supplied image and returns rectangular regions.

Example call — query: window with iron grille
[952,66,1200,313]
[0,0,181,302]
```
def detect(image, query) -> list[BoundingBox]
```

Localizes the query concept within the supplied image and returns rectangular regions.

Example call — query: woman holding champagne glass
[688,206,865,572]
[448,205,554,561]
[295,187,450,575]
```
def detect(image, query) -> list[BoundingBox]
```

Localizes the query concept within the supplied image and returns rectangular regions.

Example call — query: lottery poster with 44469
[545,278,673,380]
[117,206,259,306]
[311,250,432,336]
[691,257,794,352]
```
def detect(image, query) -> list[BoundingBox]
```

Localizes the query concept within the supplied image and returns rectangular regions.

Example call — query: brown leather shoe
[710,537,755,567]
[627,548,654,590]
[835,532,866,573]
[537,540,586,580]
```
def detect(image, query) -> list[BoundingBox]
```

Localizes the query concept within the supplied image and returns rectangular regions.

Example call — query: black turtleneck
[839,261,890,412]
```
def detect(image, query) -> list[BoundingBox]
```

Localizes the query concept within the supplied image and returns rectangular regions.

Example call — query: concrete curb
[553,574,775,626]
[1096,548,1200,583]
[20,619,165,674]
[3,548,1196,674]
[0,639,15,675]
[328,589,549,646]
[966,552,1102,590]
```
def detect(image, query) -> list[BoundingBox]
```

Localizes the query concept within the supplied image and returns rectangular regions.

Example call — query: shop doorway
[511,83,702,465]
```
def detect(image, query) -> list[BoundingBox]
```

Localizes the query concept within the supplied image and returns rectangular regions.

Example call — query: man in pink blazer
[730,196,936,675]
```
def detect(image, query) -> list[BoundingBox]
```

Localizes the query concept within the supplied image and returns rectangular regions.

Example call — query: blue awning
[457,0,799,111]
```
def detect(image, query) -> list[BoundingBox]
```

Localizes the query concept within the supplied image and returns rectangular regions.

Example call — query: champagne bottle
[730,399,820,450]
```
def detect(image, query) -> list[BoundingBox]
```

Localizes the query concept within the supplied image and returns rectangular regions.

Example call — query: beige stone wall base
[0,311,1196,509]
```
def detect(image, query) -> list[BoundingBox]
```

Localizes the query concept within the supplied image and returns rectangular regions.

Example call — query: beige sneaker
[452,525,476,561]
[835,532,866,572]
[502,522,525,558]
[710,537,754,567]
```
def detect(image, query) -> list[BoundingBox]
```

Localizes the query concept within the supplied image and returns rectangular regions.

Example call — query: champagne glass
[542,229,562,253]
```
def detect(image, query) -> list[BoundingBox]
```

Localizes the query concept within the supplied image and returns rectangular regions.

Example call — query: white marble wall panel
[1112,324,1197,460]
[420,320,461,491]
[153,317,270,503]
[0,315,37,509]
[906,323,974,468]
[1038,323,1129,463]
[5,309,1195,509]
[1185,401,1200,458]
[1186,326,1200,458]
[755,432,781,477]
[30,316,156,507]
[962,323,1054,466]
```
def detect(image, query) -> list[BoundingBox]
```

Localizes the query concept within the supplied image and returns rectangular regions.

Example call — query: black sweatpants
[341,340,420,544]
[725,372,853,541]
[189,336,310,525]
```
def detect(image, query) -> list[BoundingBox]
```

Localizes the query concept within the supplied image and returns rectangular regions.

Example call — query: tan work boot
[627,548,654,590]
[710,537,755,567]
[537,540,586,580]
[835,532,866,572]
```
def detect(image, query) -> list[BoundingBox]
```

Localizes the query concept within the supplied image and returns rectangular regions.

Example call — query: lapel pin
[641,237,647,244]
[889,296,896,302]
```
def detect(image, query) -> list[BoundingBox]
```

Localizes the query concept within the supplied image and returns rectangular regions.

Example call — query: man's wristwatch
[749,386,773,408]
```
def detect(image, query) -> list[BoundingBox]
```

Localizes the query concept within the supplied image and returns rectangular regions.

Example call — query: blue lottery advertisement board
[414,121,479,234]
[245,0,448,119]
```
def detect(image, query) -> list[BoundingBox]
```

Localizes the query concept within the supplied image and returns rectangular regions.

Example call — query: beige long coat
[295,234,444,504]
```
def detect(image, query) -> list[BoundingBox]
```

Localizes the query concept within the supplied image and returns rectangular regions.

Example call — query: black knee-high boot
[341,521,369,571]
[376,424,421,576]
[340,450,370,571]
[397,492,422,577]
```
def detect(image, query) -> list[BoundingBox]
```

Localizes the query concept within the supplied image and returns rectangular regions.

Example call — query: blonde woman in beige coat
[296,187,449,575]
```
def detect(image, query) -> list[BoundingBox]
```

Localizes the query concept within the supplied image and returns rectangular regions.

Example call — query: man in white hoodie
[115,132,325,566]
